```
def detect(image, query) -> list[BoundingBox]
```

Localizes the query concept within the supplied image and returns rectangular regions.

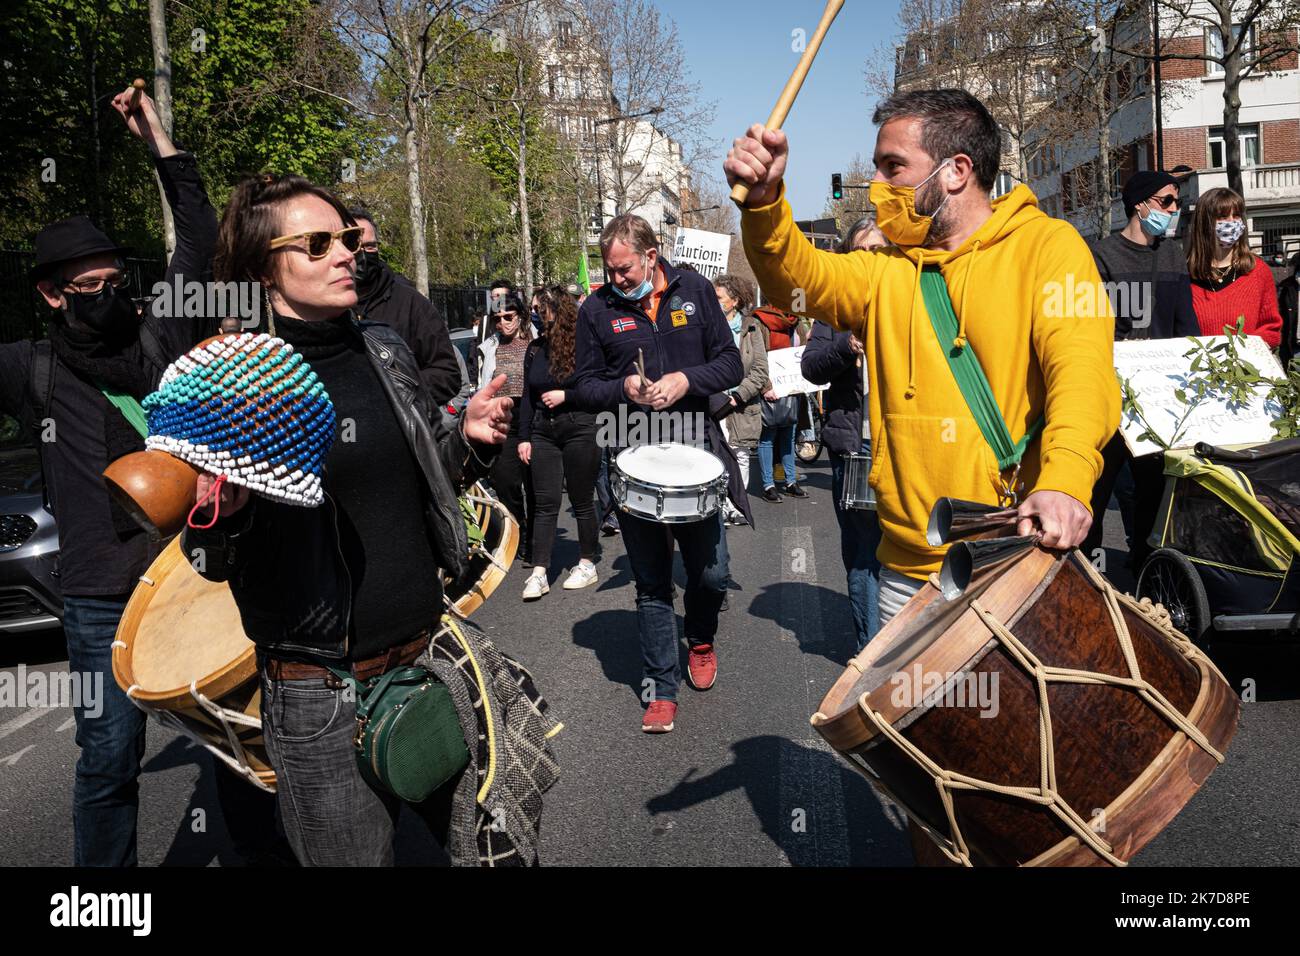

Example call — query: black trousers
[528,409,600,569]
[490,407,532,562]
[1084,431,1165,570]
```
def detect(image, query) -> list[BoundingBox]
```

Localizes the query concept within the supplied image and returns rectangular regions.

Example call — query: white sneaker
[522,570,549,600]
[562,563,599,590]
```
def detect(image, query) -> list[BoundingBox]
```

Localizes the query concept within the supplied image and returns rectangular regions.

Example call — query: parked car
[0,418,61,634]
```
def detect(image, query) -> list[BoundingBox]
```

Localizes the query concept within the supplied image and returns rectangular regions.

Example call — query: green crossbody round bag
[329,664,470,803]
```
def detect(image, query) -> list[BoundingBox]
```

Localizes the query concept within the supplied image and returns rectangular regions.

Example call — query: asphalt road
[1,456,1297,866]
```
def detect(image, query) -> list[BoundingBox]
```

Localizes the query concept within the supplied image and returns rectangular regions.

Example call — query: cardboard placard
[1114,335,1285,457]
[767,346,823,398]
[672,228,730,279]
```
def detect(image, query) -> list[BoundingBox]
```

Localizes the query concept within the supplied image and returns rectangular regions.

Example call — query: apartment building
[1031,2,1300,253]
[537,7,690,267]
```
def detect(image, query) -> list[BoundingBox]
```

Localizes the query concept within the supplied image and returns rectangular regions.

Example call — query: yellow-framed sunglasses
[269,226,364,259]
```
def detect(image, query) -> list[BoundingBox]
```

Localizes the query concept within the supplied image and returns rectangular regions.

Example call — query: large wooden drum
[112,538,274,789]
[812,547,1239,866]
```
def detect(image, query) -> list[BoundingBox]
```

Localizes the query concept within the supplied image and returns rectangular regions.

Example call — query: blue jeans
[830,452,883,653]
[757,423,797,488]
[619,512,730,702]
[62,594,147,867]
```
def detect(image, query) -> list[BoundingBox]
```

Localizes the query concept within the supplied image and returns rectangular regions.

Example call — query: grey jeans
[260,671,456,866]
[877,568,926,627]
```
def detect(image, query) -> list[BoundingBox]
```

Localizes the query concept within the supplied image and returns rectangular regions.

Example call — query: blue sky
[655,0,904,219]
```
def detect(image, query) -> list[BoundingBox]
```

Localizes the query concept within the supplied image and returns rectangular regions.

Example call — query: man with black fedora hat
[1083,169,1200,568]
[0,84,217,866]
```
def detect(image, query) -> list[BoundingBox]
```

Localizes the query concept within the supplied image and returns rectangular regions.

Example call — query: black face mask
[63,284,138,338]
[353,250,382,287]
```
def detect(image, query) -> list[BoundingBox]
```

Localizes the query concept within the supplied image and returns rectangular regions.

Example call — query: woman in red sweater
[1187,187,1282,348]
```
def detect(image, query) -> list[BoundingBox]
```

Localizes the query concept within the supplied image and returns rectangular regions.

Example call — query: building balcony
[1187,163,1300,209]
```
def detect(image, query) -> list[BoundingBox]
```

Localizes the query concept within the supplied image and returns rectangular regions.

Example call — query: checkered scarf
[417,617,561,867]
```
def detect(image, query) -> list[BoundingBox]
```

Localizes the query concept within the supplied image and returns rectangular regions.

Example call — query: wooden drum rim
[811,548,1058,751]
[112,538,258,710]
[1024,654,1237,866]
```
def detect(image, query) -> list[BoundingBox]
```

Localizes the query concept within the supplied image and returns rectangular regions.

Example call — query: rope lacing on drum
[857,561,1225,868]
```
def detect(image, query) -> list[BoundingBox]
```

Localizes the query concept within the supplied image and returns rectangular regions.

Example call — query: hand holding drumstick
[110,79,178,159]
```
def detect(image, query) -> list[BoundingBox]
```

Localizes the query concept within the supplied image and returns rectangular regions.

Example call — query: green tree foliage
[168,0,364,210]
[0,0,364,254]
[0,0,158,249]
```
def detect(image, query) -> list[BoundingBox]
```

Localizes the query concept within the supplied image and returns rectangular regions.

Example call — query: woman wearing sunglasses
[475,291,535,559]
[1186,187,1282,348]
[183,172,512,866]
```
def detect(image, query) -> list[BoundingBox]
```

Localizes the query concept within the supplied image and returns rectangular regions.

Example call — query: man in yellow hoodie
[725,89,1120,623]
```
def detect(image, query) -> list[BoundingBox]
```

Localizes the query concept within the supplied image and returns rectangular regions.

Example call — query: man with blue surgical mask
[572,214,744,734]
[1082,170,1200,567]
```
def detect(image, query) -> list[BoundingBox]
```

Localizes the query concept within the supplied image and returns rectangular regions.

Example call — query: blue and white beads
[143,333,336,507]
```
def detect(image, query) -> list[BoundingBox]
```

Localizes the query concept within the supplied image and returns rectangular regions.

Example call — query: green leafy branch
[1121,375,1202,451]
[1182,317,1300,440]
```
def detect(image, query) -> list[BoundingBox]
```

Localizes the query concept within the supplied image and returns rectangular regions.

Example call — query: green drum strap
[918,267,1043,471]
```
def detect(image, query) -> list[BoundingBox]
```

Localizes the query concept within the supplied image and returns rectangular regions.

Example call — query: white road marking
[57,715,77,732]
[0,744,37,767]
[0,708,51,742]
[778,736,850,867]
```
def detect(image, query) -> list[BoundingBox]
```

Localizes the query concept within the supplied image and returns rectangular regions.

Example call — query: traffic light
[831,173,843,201]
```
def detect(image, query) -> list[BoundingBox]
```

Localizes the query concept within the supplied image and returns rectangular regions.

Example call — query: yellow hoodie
[742,183,1120,578]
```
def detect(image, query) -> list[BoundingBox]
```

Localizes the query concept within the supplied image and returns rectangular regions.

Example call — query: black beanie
[1122,170,1179,218]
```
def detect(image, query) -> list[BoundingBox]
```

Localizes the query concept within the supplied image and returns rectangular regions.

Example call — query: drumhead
[616,443,724,486]
[114,539,255,706]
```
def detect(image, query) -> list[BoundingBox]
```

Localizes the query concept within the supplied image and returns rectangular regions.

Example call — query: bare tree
[1035,0,1194,236]
[1103,0,1300,196]
[147,0,175,260]
[866,0,973,100]
[579,0,715,219]
[327,0,527,295]
[683,172,737,235]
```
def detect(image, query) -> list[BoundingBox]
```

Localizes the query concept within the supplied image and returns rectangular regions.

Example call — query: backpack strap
[918,267,1044,476]
[27,341,56,510]
[28,340,55,438]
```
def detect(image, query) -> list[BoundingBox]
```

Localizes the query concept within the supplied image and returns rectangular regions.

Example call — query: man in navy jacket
[573,214,742,733]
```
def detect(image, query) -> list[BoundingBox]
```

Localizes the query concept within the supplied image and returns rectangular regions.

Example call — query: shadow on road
[143,736,296,867]
[745,581,858,665]
[645,734,911,866]
[570,607,644,700]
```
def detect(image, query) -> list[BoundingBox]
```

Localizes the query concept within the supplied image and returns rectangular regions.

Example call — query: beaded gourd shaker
[142,333,335,506]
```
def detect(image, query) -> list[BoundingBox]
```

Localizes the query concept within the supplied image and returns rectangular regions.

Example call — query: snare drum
[612,443,728,524]
[839,450,876,511]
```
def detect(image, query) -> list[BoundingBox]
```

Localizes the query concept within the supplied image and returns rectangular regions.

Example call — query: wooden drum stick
[730,0,846,205]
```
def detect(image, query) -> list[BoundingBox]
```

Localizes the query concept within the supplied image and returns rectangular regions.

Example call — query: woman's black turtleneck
[275,313,442,660]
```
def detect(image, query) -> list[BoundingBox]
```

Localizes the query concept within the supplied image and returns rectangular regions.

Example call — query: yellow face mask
[868,158,953,248]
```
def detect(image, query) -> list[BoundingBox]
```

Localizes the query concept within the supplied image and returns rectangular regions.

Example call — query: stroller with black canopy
[1136,437,1300,647]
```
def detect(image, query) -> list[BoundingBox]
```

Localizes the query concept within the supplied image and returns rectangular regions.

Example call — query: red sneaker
[641,700,677,733]
[687,644,717,691]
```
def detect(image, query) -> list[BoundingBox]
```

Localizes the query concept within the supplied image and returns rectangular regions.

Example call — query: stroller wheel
[796,438,822,463]
[1137,548,1213,649]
